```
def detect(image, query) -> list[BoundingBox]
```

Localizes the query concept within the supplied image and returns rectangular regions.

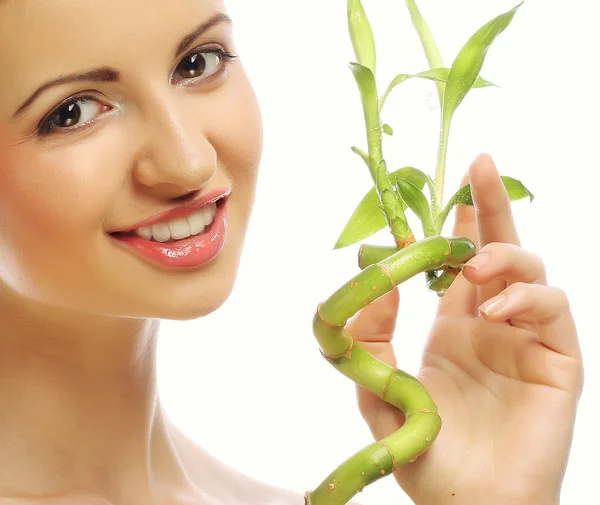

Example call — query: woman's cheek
[215,71,263,207]
[2,146,116,242]
[0,139,123,292]
[0,146,124,305]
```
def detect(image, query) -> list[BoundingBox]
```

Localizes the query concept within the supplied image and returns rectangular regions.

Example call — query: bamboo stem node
[395,235,416,249]
[377,441,398,471]
[320,337,355,361]
[379,371,395,401]
[442,236,453,265]
[317,303,345,330]
[304,491,312,505]
[375,262,395,287]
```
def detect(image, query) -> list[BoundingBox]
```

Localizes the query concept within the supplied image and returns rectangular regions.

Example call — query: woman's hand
[347,154,584,505]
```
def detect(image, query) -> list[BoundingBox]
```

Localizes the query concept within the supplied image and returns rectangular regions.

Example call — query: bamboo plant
[304,1,533,504]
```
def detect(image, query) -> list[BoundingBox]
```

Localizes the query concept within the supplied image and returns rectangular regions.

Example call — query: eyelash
[35,47,237,137]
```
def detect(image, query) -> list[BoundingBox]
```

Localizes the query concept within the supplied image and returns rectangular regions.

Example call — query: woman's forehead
[0,0,228,117]
[0,0,228,67]
[0,0,227,50]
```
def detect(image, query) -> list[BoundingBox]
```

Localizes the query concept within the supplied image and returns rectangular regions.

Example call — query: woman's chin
[158,301,229,321]
[52,275,239,322]
[146,282,235,321]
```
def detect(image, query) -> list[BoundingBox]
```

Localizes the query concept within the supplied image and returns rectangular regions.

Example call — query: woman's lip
[109,186,231,233]
[109,198,228,269]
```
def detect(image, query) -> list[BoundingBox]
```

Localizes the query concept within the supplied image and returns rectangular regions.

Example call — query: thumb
[345,287,406,440]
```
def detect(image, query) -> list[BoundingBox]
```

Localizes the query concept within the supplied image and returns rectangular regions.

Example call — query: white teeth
[187,211,205,236]
[201,205,214,226]
[168,217,192,240]
[133,202,218,242]
[151,223,171,243]
[135,226,153,240]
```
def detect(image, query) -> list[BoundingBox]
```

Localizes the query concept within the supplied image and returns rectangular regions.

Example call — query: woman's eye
[37,97,110,136]
[36,48,235,136]
[173,49,227,82]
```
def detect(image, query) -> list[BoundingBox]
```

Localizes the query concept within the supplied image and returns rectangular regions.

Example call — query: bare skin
[0,0,297,503]
[0,0,583,504]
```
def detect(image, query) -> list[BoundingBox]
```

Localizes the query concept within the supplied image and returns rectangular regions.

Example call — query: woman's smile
[109,196,229,269]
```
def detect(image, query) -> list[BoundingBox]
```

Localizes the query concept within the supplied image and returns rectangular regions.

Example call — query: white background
[158,1,599,504]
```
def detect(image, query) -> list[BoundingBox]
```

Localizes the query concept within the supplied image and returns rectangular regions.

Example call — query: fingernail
[479,294,507,316]
[463,252,490,271]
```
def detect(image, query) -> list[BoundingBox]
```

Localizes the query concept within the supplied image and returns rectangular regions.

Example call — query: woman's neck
[0,298,198,505]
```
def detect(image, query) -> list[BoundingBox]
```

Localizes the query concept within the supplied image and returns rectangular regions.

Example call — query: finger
[344,288,399,385]
[452,172,479,247]
[462,242,547,287]
[345,288,406,440]
[471,154,521,246]
[478,282,582,360]
[437,172,478,316]
[355,378,406,442]
[345,287,399,349]
[470,154,519,303]
[470,314,582,395]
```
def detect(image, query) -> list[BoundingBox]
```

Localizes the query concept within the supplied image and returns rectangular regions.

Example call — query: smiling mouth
[110,198,225,244]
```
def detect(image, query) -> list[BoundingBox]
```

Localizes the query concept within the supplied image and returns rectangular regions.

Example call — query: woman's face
[0,0,262,320]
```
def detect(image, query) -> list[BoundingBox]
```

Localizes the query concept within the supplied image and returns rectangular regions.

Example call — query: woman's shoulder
[187,454,364,505]
[172,427,290,504]
[184,444,303,504]
[174,426,363,505]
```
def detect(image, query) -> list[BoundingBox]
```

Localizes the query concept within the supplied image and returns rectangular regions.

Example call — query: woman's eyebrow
[10,12,233,120]
[174,12,232,59]
[11,68,120,120]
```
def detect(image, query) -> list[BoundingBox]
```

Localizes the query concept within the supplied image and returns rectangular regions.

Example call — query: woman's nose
[132,97,217,196]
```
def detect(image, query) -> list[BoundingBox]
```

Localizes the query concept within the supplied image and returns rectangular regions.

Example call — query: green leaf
[349,62,378,117]
[474,75,497,88]
[379,68,496,112]
[395,166,434,199]
[334,166,430,249]
[347,0,377,75]
[442,2,523,126]
[396,177,435,237]
[502,175,535,202]
[383,124,393,135]
[351,146,369,167]
[420,68,497,88]
[433,175,534,235]
[405,0,445,106]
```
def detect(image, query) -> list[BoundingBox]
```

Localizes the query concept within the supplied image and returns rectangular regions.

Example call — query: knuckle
[577,361,585,399]
[480,242,504,253]
[480,242,520,259]
[549,285,570,310]
[531,252,546,272]
[505,281,537,305]
[504,281,531,302]
[510,280,530,292]
[566,357,585,401]
[478,243,493,254]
